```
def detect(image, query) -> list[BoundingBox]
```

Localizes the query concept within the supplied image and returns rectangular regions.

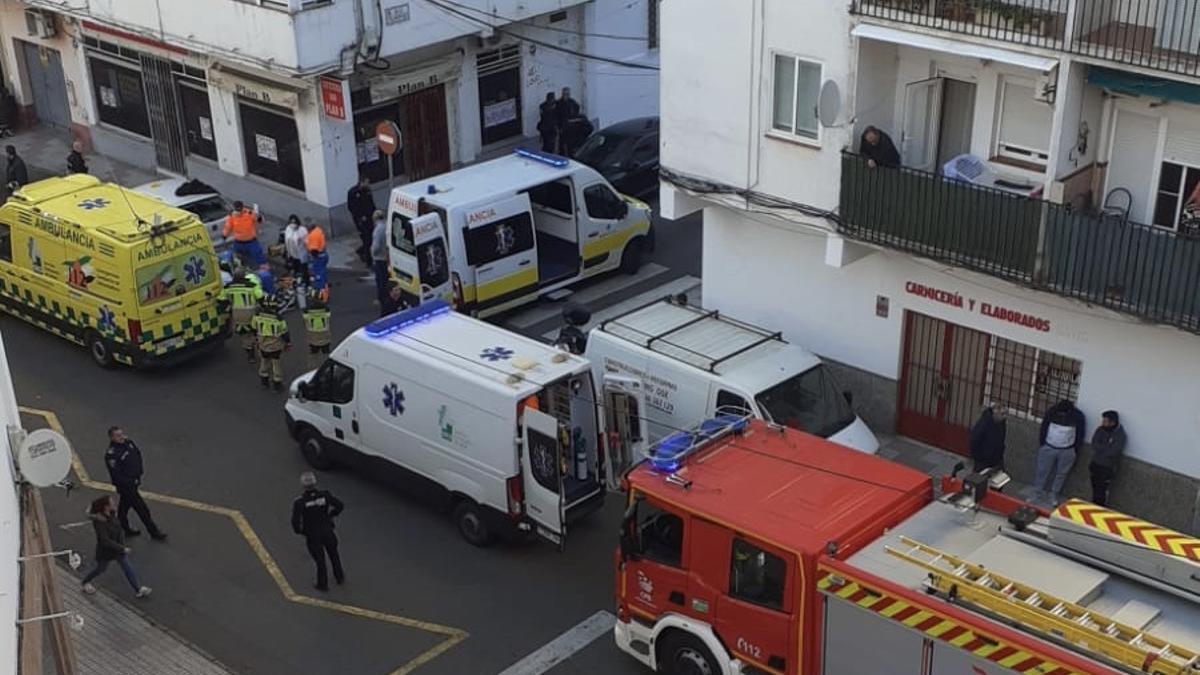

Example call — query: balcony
[840,152,1200,334]
[852,0,1200,79]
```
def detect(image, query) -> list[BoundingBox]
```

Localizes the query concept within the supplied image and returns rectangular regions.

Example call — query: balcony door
[902,77,976,174]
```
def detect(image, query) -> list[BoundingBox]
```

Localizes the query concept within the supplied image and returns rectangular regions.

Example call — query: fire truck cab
[617,416,1200,675]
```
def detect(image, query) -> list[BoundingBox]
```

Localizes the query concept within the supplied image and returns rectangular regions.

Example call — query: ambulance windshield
[754,365,855,439]
[136,251,215,306]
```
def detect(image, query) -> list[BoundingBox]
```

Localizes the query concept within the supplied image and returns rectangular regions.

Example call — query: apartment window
[648,0,659,50]
[985,337,1081,420]
[1153,161,1200,231]
[771,53,821,142]
[238,99,305,191]
[995,79,1052,168]
[89,57,151,138]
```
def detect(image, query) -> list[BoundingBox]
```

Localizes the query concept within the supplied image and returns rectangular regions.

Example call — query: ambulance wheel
[620,237,645,275]
[299,428,334,470]
[657,631,718,675]
[453,500,494,547]
[85,331,113,369]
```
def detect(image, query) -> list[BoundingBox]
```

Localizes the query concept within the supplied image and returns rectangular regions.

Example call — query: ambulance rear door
[463,195,538,311]
[521,407,566,548]
[602,374,648,488]
[391,212,450,304]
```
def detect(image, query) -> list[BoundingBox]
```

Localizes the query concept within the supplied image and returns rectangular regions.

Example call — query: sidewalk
[880,434,1045,504]
[56,565,233,675]
[7,125,157,187]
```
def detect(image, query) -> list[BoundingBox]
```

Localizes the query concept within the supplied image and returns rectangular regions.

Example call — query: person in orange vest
[224,201,266,269]
[306,219,330,302]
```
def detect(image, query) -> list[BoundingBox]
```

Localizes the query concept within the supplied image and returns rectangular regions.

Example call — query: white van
[584,296,881,455]
[282,300,624,548]
[387,149,653,317]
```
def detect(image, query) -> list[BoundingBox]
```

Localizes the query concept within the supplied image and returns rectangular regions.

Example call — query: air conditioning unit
[24,9,57,39]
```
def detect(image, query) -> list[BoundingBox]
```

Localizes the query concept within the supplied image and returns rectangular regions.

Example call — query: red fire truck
[614,415,1200,675]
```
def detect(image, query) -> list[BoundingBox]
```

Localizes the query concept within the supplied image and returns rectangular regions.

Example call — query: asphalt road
[13,205,702,675]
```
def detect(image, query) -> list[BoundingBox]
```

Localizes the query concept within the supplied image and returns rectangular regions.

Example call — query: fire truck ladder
[885,536,1200,675]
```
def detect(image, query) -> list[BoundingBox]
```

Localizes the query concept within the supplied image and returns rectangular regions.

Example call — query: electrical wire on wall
[429,0,649,41]
[659,165,842,227]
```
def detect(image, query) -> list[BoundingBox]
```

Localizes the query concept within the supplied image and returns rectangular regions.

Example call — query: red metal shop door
[897,313,990,455]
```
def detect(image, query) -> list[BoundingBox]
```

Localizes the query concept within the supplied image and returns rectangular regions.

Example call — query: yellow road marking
[20,406,468,675]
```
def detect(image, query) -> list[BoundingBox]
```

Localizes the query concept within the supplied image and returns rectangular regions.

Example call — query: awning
[1087,66,1200,105]
[852,24,1059,72]
[366,52,464,106]
[208,62,307,110]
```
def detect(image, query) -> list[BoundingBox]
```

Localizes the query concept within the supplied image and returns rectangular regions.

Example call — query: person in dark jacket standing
[1034,399,1086,505]
[537,92,558,153]
[67,141,88,174]
[969,403,1007,473]
[5,144,27,188]
[292,471,345,591]
[104,426,167,541]
[555,87,581,154]
[79,495,152,598]
[860,126,901,169]
[347,175,376,265]
[1089,410,1126,507]
[561,114,594,159]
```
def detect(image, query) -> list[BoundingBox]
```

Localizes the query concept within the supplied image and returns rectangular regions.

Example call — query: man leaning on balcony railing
[860,126,901,169]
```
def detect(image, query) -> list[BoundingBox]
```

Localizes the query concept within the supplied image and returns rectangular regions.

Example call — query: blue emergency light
[649,413,750,473]
[514,148,569,168]
[365,300,452,337]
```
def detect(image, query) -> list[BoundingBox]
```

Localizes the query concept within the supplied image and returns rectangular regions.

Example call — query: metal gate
[897,312,991,455]
[19,41,70,128]
[140,54,187,174]
[477,44,522,145]
[400,84,450,181]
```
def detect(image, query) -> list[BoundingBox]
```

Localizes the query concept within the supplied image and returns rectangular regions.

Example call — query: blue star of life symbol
[97,306,116,334]
[382,382,405,416]
[184,256,206,284]
[78,198,110,210]
[480,346,514,362]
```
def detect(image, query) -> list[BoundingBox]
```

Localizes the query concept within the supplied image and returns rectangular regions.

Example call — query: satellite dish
[16,428,73,488]
[818,79,842,128]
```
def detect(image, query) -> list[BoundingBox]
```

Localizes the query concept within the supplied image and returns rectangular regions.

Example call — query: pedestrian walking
[306,220,330,303]
[1034,399,1086,505]
[968,402,1007,473]
[291,471,345,591]
[347,176,376,265]
[555,87,581,154]
[66,141,88,175]
[79,496,152,598]
[303,293,332,370]
[104,427,167,541]
[252,295,290,391]
[537,92,558,153]
[370,210,391,316]
[283,214,310,284]
[223,201,266,269]
[1089,410,1126,507]
[221,269,264,362]
[6,144,28,189]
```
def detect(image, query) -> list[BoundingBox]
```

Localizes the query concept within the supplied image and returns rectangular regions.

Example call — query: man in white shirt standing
[1034,399,1086,506]
[370,210,391,316]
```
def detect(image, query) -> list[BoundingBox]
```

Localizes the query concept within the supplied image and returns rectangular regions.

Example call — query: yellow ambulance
[0,175,229,367]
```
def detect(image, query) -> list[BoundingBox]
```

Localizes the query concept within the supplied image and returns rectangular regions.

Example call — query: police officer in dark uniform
[104,426,167,541]
[291,471,345,591]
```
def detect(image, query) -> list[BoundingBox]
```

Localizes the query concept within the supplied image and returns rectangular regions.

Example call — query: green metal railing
[839,152,1200,334]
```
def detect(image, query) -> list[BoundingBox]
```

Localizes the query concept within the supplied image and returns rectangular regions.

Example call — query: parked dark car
[574,117,659,198]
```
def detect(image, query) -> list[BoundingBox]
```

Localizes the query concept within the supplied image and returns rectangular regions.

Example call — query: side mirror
[843,390,854,406]
[297,382,311,401]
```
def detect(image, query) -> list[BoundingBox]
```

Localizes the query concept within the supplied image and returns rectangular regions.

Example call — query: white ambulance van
[283,300,620,548]
[387,149,653,317]
[584,296,881,455]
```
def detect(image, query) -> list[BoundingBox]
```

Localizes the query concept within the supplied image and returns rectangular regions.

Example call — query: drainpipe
[338,0,367,75]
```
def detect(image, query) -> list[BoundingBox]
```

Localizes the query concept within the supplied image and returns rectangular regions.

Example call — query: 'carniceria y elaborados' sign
[904,281,1051,333]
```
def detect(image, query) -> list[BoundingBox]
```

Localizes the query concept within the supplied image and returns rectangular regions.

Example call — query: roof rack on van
[598,295,785,373]
[647,407,754,475]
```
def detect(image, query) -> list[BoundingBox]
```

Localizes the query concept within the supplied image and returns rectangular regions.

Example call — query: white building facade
[0,0,659,227]
[662,0,1200,531]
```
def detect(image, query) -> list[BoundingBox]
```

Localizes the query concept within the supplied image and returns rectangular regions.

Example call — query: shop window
[352,97,404,184]
[730,538,786,611]
[238,99,305,191]
[89,57,151,138]
[177,81,216,161]
[464,213,535,266]
[985,337,1081,420]
[477,46,522,146]
[771,53,821,142]
[635,501,683,567]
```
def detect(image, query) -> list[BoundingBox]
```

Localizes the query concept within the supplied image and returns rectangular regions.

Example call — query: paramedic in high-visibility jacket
[303,293,331,370]
[221,270,264,363]
[252,296,290,391]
